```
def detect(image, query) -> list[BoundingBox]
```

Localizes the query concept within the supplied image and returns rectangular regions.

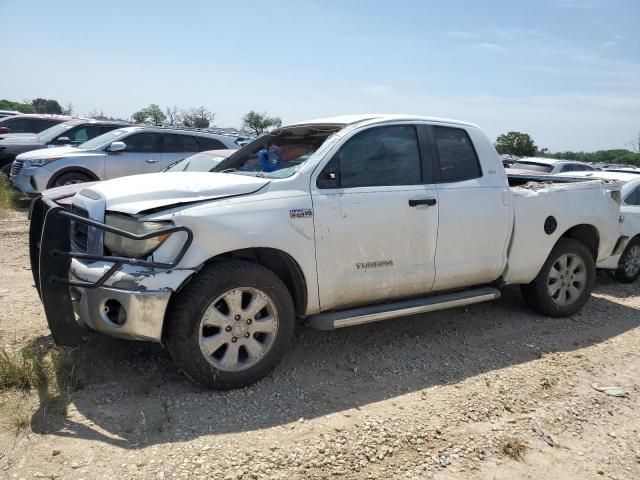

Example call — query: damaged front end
[29,196,194,346]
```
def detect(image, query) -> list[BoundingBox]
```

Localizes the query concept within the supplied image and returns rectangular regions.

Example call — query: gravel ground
[0,210,639,479]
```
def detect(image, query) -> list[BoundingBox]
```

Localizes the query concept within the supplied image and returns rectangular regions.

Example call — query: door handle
[408,198,437,207]
[146,159,159,164]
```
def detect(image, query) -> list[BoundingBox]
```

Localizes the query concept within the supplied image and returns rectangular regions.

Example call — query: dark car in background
[0,114,72,135]
[0,119,128,175]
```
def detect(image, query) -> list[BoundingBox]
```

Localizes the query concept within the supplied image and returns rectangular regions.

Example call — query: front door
[105,132,163,179]
[311,124,439,311]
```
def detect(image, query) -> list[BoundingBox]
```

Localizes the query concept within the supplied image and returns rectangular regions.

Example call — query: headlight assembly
[104,213,172,259]
[23,157,60,167]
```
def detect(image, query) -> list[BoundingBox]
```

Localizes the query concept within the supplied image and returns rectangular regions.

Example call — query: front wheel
[52,172,92,187]
[521,238,596,317]
[164,260,296,389]
[616,237,640,283]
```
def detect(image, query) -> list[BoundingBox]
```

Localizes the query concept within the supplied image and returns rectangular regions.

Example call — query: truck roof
[291,114,478,128]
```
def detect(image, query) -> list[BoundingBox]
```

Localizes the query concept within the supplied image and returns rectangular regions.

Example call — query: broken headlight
[104,213,172,259]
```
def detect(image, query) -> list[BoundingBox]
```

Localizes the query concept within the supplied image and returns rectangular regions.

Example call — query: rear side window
[433,126,481,182]
[625,187,640,206]
[338,125,422,188]
[123,132,162,153]
[99,125,121,135]
[164,134,199,153]
[38,119,61,132]
[197,137,227,151]
[3,118,31,132]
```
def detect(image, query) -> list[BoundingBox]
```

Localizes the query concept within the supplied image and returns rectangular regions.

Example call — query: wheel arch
[194,248,309,317]
[558,224,599,260]
[46,167,100,189]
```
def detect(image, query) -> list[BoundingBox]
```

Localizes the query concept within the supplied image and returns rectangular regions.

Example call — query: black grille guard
[34,196,194,290]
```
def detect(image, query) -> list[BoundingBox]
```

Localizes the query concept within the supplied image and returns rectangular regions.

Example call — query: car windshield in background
[36,123,75,143]
[512,161,553,173]
[165,152,228,172]
[77,128,129,150]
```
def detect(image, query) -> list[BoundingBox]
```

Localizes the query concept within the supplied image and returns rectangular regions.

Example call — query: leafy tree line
[1,98,283,135]
[495,130,640,167]
[0,98,72,115]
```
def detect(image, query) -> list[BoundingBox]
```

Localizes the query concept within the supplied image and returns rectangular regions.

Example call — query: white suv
[10,126,239,194]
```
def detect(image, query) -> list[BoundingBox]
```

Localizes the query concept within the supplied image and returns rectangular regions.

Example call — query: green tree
[181,106,215,128]
[131,104,166,125]
[242,111,282,136]
[30,98,63,114]
[495,131,537,157]
[0,99,35,113]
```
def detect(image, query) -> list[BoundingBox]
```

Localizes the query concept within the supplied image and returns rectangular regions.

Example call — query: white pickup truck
[30,114,627,389]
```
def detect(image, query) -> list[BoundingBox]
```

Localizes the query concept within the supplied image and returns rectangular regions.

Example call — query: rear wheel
[52,172,92,187]
[615,237,640,283]
[521,238,595,317]
[164,260,296,389]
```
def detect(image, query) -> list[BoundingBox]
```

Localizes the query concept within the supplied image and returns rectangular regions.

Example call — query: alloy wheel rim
[547,253,587,306]
[198,287,278,372]
[623,245,640,277]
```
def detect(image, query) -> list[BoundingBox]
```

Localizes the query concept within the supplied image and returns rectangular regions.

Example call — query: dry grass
[0,174,19,211]
[0,346,42,390]
[0,343,81,416]
[501,437,527,461]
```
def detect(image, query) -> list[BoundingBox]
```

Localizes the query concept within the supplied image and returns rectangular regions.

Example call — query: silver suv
[10,126,239,195]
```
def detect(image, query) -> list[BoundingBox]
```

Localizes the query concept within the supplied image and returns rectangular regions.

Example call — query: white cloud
[473,42,507,52]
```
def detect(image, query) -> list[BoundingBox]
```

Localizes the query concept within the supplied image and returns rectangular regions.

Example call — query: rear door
[311,123,439,310]
[429,125,512,290]
[158,133,200,170]
[104,132,163,179]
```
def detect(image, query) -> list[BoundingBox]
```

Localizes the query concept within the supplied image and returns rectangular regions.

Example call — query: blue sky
[1,0,638,151]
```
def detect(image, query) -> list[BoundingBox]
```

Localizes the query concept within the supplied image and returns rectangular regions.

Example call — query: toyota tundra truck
[29,114,627,389]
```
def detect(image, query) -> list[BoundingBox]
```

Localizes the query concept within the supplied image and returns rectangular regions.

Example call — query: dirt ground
[0,209,639,480]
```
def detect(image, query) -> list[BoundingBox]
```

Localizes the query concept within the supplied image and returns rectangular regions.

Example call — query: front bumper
[10,165,52,195]
[30,196,194,346]
[70,279,171,342]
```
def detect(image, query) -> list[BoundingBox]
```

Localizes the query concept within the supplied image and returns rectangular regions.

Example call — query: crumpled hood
[83,172,271,214]
[17,145,90,160]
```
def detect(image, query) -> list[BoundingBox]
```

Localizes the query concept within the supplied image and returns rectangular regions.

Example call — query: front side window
[65,125,101,143]
[624,186,640,206]
[122,132,162,153]
[164,134,199,153]
[338,125,421,188]
[434,126,481,182]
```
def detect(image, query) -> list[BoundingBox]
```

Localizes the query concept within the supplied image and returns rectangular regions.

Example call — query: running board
[307,287,501,331]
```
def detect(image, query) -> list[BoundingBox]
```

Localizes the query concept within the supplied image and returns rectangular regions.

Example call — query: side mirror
[108,141,126,152]
[55,136,71,145]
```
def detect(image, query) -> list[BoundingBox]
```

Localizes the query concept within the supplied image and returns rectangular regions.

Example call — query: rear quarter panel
[503,182,620,285]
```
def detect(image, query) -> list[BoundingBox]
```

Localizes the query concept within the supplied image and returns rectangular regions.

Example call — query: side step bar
[307,287,501,331]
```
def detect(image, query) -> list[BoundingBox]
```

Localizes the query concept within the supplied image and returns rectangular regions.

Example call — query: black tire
[615,237,640,283]
[521,238,596,318]
[164,260,296,389]
[51,172,92,188]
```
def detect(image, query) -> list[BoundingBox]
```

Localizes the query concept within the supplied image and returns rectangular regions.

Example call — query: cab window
[433,126,482,182]
[337,125,422,188]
